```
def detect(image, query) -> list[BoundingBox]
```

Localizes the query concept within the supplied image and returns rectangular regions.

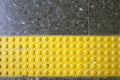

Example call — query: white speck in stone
[79,7,84,11]
[21,21,25,25]
[36,12,39,14]
[97,24,101,29]
[42,2,45,5]
[23,31,27,34]
[12,31,14,33]
[36,4,39,8]
[90,5,94,8]
[32,21,35,23]
[59,0,62,2]
[41,23,45,27]
[8,17,11,21]
[103,6,105,9]
[27,10,30,13]
[72,0,76,3]
[57,23,60,26]
[97,24,100,27]
[63,16,66,19]
[13,3,16,6]
[86,17,88,20]
[81,24,84,27]
[115,12,118,15]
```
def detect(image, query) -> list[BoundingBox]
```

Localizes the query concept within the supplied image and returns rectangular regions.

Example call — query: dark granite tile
[0,0,88,35]
[49,20,88,35]
[89,0,120,20]
[89,20,120,35]
[0,77,36,80]
[0,0,49,35]
[68,20,88,35]
[46,0,88,20]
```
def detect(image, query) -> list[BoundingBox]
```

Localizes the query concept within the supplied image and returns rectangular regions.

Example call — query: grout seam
[88,0,90,35]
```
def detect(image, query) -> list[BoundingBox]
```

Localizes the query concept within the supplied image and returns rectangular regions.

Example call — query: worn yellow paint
[0,36,119,76]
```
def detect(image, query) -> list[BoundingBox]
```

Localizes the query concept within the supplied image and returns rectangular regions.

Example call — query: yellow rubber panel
[0,36,120,77]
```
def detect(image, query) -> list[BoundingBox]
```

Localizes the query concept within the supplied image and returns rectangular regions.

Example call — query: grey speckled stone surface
[49,20,88,35]
[0,0,88,35]
[0,0,119,35]
[89,20,120,35]
[0,77,120,80]
[89,0,120,20]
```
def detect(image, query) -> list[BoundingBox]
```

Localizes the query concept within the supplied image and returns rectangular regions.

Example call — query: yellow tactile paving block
[0,36,120,76]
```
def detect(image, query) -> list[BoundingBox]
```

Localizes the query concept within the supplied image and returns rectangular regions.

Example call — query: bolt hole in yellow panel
[0,36,119,76]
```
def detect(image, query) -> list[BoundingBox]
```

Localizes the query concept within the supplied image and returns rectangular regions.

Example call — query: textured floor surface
[0,0,120,35]
[0,36,119,77]
[0,0,120,80]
